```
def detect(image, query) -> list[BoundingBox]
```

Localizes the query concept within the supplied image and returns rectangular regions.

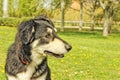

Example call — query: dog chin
[44,50,64,58]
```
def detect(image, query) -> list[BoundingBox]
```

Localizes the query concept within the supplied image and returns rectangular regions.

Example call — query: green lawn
[0,26,120,80]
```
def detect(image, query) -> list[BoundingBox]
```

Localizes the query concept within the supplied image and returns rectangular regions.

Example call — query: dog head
[18,15,72,59]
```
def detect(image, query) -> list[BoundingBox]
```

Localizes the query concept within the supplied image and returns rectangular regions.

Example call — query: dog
[5,15,72,80]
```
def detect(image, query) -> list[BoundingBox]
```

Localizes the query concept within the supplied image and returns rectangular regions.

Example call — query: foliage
[113,5,120,21]
[0,0,54,17]
[0,17,32,27]
[0,0,3,17]
[0,0,120,22]
[51,0,72,9]
[0,26,120,80]
[8,0,41,17]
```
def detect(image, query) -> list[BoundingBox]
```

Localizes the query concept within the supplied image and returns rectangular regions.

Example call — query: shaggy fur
[5,15,72,80]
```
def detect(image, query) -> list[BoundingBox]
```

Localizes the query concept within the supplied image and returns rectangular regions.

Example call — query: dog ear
[19,20,35,44]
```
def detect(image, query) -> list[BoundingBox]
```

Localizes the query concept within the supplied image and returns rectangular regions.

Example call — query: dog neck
[31,58,48,79]
[29,51,48,79]
[30,49,46,64]
[16,57,48,80]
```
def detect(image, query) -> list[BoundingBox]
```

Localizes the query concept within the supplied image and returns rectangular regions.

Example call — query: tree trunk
[79,0,83,31]
[90,0,97,31]
[103,1,113,36]
[108,16,112,33]
[108,6,113,34]
[90,9,95,31]
[61,6,65,32]
[60,0,65,32]
[103,9,109,36]
[3,0,8,18]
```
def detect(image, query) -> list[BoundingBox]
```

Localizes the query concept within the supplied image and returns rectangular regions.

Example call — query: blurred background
[0,0,120,36]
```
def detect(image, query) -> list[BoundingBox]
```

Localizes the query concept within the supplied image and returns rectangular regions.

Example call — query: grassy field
[0,26,120,80]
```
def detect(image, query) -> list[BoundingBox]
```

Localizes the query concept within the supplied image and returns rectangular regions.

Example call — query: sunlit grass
[0,26,17,80]
[0,26,120,80]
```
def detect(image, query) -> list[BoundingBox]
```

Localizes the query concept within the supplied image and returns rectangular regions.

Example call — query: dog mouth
[44,50,64,58]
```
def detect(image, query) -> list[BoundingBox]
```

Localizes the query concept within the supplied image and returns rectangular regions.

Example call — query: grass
[0,26,120,80]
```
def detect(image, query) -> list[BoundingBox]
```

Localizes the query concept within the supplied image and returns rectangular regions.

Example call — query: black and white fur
[5,15,72,80]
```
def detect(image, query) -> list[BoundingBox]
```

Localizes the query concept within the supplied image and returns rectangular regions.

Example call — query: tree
[51,0,71,32]
[99,0,119,36]
[84,0,99,31]
[90,0,99,31]
[60,0,65,32]
[79,0,83,31]
[3,0,8,18]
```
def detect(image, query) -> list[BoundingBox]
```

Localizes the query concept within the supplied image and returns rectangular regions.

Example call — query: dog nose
[65,44,72,51]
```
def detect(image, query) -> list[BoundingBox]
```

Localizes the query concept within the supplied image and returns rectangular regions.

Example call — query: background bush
[0,17,31,27]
